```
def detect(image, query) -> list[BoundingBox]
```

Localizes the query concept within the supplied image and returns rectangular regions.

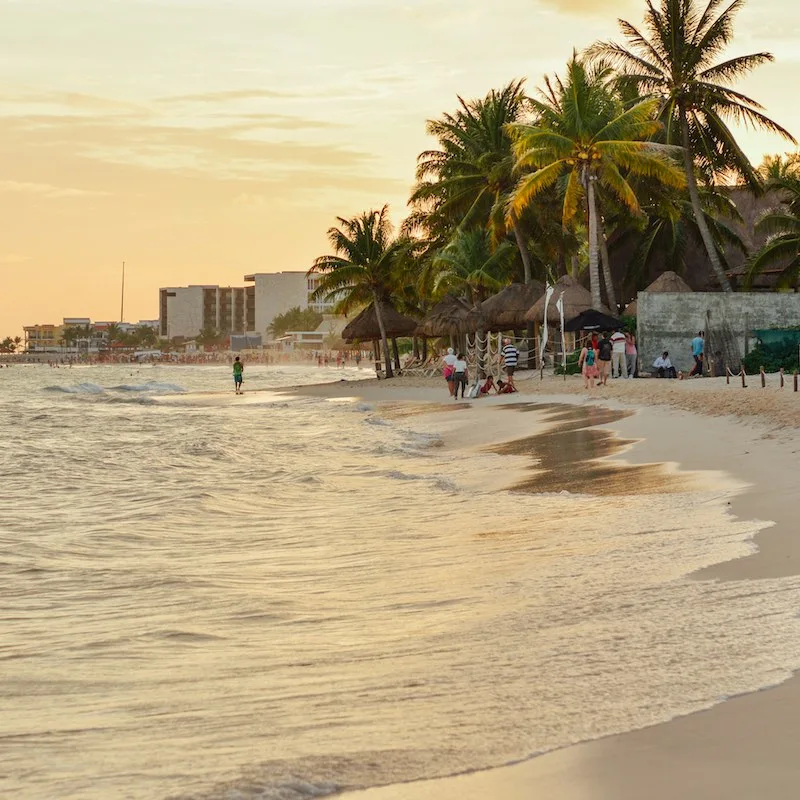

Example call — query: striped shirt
[501,344,518,367]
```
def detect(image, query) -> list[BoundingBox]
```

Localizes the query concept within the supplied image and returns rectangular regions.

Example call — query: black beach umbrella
[564,308,623,332]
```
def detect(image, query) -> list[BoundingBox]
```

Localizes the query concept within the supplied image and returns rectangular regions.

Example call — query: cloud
[0,180,110,199]
[160,89,296,104]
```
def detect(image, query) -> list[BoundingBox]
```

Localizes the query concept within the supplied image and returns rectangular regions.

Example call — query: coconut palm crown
[309,206,404,378]
[591,0,796,291]
[506,56,685,308]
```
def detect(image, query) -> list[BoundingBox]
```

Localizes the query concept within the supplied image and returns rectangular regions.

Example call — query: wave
[43,382,105,394]
[109,381,186,394]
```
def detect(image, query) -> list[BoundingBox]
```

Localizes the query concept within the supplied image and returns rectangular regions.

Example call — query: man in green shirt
[233,356,244,394]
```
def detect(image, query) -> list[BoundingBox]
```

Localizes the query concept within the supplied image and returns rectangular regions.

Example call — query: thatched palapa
[342,302,418,343]
[479,281,544,331]
[525,274,611,324]
[418,295,485,337]
[624,271,692,316]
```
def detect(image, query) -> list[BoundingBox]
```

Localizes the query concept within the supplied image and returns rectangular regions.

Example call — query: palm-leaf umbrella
[418,295,485,337]
[342,302,418,343]
[624,270,692,316]
[479,281,545,331]
[526,274,611,324]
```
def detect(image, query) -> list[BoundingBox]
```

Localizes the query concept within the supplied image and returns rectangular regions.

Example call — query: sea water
[2,363,800,800]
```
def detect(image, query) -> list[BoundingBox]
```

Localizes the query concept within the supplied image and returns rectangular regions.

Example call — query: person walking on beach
[452,352,468,399]
[442,347,457,396]
[689,331,705,377]
[578,340,599,389]
[610,328,627,378]
[500,337,519,390]
[233,356,244,394]
[624,331,637,379]
[596,332,612,386]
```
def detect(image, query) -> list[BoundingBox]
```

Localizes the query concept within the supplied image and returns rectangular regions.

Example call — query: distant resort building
[23,318,158,353]
[158,271,337,342]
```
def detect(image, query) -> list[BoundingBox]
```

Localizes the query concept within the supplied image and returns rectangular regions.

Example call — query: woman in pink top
[624,332,637,379]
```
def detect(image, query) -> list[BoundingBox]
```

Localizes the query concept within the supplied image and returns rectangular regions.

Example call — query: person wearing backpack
[596,332,613,386]
[579,341,599,389]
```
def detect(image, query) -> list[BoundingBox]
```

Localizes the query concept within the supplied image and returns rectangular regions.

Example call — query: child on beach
[579,342,599,389]
[233,356,244,394]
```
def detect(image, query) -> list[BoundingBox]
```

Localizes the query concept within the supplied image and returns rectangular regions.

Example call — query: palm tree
[309,206,404,378]
[409,80,536,282]
[431,228,515,304]
[591,0,796,292]
[746,175,800,288]
[507,56,685,309]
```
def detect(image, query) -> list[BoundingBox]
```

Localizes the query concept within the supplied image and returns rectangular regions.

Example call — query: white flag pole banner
[556,291,567,379]
[540,284,555,371]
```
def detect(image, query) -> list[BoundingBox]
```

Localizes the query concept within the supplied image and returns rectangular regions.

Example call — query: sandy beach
[288,370,800,800]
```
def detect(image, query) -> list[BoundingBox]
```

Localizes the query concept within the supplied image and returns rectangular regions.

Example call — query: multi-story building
[158,286,246,339]
[244,272,309,335]
[306,274,338,314]
[23,323,64,352]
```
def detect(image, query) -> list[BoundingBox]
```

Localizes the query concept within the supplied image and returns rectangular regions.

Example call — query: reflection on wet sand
[492,404,691,495]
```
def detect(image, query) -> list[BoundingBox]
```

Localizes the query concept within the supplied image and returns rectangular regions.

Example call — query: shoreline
[286,375,800,800]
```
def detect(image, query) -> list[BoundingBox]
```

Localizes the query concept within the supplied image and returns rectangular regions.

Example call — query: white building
[244,272,309,335]
[159,285,246,339]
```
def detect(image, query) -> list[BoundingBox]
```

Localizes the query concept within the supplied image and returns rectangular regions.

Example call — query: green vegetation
[307,0,797,378]
[743,341,800,374]
[268,307,324,339]
[1,336,23,353]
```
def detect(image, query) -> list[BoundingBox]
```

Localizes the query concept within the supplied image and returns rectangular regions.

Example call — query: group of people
[578,330,638,389]
[441,338,519,400]
[653,332,705,379]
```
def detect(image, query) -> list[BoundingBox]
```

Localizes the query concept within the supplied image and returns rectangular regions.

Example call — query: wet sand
[287,377,800,800]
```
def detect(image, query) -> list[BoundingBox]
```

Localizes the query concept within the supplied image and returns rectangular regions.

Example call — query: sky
[1,0,799,336]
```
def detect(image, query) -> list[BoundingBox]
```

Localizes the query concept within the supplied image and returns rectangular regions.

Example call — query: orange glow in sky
[1,0,797,335]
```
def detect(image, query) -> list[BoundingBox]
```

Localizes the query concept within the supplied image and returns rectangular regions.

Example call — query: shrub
[555,350,581,375]
[743,342,800,374]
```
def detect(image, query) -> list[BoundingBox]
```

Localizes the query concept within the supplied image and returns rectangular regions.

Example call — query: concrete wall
[162,286,207,339]
[247,272,309,334]
[637,292,800,374]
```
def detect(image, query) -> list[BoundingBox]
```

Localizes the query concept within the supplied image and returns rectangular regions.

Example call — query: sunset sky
[1,0,798,336]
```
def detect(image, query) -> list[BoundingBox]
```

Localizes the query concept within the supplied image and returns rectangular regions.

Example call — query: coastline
[286,373,800,799]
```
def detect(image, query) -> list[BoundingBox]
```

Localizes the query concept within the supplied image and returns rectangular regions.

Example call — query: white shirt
[443,353,457,367]
[610,331,626,354]
[453,358,467,372]
[653,356,672,369]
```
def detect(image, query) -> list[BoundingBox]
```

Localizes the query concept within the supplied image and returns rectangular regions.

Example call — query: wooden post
[726,368,730,385]
[760,366,766,388]
[794,371,799,392]
[780,368,785,388]
[741,368,747,388]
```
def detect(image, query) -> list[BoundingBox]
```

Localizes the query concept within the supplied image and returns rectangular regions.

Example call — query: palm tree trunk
[587,176,602,309]
[680,111,733,292]
[512,221,533,284]
[422,335,428,361]
[372,293,393,378]
[513,221,537,368]
[391,337,400,370]
[597,219,617,311]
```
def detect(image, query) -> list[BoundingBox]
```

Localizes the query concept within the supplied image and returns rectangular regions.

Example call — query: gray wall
[636,292,800,374]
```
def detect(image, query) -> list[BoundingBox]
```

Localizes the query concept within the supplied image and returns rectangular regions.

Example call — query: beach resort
[3,0,800,798]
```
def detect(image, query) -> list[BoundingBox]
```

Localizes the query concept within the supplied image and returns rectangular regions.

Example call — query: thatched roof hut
[526,275,610,324]
[418,295,485,337]
[342,302,418,343]
[624,271,692,316]
[479,281,545,331]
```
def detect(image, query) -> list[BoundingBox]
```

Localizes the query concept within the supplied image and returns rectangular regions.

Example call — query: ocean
[2,363,800,800]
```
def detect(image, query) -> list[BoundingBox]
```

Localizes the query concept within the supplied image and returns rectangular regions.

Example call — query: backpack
[585,348,595,366]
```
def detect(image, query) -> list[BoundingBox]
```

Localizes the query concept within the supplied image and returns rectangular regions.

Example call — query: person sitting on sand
[496,378,516,394]
[653,351,677,379]
[479,375,495,395]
